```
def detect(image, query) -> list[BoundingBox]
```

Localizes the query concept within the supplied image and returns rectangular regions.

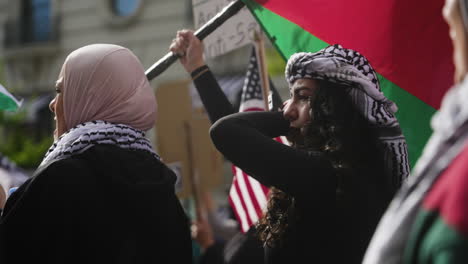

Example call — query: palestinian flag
[0,84,21,111]
[404,144,468,263]
[242,0,453,166]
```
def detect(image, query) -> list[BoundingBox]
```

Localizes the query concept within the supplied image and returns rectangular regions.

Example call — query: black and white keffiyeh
[40,120,159,167]
[363,76,468,264]
[285,44,410,189]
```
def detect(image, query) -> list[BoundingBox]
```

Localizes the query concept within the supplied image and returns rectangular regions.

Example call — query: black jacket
[0,144,192,264]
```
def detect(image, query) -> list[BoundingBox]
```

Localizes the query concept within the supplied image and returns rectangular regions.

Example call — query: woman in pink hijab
[0,44,193,264]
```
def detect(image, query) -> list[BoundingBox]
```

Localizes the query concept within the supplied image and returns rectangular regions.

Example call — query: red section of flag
[233,176,254,227]
[230,167,269,232]
[423,144,468,235]
[241,170,264,216]
[253,0,453,109]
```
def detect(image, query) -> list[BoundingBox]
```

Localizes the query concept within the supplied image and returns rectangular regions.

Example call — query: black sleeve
[192,66,235,124]
[210,111,336,198]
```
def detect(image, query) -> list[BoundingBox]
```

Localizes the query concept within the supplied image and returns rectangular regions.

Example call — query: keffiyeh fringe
[40,120,159,167]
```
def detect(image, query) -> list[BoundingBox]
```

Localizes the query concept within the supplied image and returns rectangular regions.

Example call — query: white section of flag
[235,167,259,224]
[248,175,268,213]
[239,99,264,112]
[229,180,250,232]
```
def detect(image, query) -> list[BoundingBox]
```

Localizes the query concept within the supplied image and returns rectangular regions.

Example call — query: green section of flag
[244,0,328,60]
[0,92,18,111]
[244,0,435,166]
[404,209,468,263]
[0,87,21,111]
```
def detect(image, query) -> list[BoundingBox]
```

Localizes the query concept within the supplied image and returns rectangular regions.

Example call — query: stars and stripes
[228,47,288,233]
[239,52,264,112]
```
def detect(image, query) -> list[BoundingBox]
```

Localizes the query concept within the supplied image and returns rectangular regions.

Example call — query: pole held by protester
[145,0,246,80]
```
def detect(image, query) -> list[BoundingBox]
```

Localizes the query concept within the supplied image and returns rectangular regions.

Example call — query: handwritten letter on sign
[192,0,260,58]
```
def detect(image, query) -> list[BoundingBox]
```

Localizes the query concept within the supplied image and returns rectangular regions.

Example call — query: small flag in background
[229,47,288,233]
[0,84,22,111]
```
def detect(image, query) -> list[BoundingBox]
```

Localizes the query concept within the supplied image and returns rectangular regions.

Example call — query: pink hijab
[58,44,157,131]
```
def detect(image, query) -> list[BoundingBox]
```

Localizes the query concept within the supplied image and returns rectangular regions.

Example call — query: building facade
[0,0,266,94]
[1,0,197,96]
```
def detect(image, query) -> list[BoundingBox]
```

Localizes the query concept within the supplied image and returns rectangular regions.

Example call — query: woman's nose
[49,96,56,113]
[282,100,297,121]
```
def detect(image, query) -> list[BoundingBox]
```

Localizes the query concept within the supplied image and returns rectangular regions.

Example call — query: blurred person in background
[0,44,192,264]
[363,0,468,263]
[0,153,30,209]
[191,190,264,264]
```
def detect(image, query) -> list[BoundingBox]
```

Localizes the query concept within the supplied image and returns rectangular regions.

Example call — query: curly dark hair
[256,80,383,248]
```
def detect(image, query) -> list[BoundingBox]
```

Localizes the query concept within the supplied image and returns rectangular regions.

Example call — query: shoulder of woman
[36,154,96,187]
[1,156,95,216]
[38,145,171,186]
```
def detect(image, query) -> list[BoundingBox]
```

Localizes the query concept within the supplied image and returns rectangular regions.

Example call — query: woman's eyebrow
[293,86,312,94]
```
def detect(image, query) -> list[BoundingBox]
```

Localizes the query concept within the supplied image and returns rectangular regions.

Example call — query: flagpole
[253,31,271,111]
[184,122,202,220]
[145,0,246,81]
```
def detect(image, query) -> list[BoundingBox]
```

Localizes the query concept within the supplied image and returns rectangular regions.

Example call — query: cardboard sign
[155,80,193,198]
[192,0,260,58]
[155,80,223,198]
[188,117,223,191]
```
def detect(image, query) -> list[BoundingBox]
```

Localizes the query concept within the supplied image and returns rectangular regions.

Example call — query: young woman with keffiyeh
[172,30,410,263]
[0,44,193,264]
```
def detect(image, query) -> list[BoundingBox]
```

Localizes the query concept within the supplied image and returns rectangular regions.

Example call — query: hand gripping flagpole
[145,0,246,81]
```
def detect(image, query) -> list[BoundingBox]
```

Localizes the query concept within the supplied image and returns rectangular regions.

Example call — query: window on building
[112,0,142,17]
[21,0,51,43]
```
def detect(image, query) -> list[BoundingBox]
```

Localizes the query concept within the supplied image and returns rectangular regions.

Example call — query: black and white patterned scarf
[363,76,468,264]
[40,120,159,168]
[285,44,410,189]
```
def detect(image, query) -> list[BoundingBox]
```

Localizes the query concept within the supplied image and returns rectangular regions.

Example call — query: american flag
[229,47,288,233]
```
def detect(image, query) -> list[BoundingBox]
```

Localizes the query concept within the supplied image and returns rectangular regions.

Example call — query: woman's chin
[286,127,303,145]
